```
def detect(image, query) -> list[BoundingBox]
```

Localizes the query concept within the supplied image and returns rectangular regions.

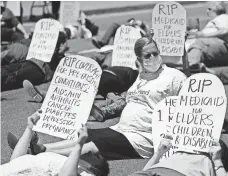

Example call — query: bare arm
[143,151,163,171]
[59,144,82,176]
[143,137,172,171]
[10,127,33,161]
[59,125,88,176]
[10,111,41,161]
[16,23,29,38]
[197,27,228,38]
[214,160,227,176]
[210,141,227,176]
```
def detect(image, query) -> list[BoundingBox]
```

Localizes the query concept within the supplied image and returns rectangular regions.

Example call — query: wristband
[214,165,224,171]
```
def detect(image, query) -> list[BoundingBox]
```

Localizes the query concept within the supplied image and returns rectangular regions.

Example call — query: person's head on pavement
[80,152,110,176]
[206,1,227,18]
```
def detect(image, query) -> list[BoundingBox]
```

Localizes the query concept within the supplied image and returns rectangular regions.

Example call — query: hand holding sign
[171,73,227,152]
[26,19,60,62]
[33,55,102,141]
[112,25,141,69]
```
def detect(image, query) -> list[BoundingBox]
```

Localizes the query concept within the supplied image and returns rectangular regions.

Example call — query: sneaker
[92,37,105,49]
[23,80,44,103]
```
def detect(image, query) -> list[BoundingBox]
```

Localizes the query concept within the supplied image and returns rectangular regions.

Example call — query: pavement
[1,2,228,176]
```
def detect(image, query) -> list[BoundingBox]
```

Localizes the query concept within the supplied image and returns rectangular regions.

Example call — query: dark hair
[127,18,136,23]
[134,37,158,60]
[80,152,109,176]
[54,31,68,55]
[56,31,67,47]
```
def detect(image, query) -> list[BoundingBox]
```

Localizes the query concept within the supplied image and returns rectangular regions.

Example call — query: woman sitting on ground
[187,1,228,84]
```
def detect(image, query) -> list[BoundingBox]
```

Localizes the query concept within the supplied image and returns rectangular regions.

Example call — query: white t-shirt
[203,14,228,43]
[111,65,187,158]
[0,152,93,176]
[0,152,66,176]
[151,153,214,176]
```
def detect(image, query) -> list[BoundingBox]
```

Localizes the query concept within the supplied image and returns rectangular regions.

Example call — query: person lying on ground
[1,31,69,92]
[60,11,98,40]
[1,1,29,43]
[3,110,109,176]
[1,38,32,66]
[129,135,228,176]
[10,37,186,161]
[1,15,96,66]
[187,1,228,70]
[62,133,228,176]
[92,18,150,49]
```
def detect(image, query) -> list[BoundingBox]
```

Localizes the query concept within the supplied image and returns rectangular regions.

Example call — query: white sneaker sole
[23,80,43,103]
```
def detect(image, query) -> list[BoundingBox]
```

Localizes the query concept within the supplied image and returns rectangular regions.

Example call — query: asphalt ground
[1,2,228,176]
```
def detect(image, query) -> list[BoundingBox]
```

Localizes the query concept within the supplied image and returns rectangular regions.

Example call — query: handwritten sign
[26,19,60,62]
[112,25,141,69]
[60,1,80,26]
[33,55,102,141]
[152,96,178,160]
[152,2,186,56]
[171,73,227,152]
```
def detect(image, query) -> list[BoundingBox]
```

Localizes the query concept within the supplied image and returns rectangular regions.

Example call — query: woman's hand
[24,33,29,39]
[27,110,42,130]
[77,124,88,146]
[157,134,173,156]
[209,140,222,162]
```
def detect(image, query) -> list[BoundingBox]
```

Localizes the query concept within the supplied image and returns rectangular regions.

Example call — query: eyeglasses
[143,52,159,59]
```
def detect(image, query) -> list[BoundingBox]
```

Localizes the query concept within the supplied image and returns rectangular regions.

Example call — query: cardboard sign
[152,2,186,56]
[112,25,141,69]
[33,55,102,141]
[60,1,80,26]
[152,96,178,160]
[171,73,227,152]
[26,19,60,62]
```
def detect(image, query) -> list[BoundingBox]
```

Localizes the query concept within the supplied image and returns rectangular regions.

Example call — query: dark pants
[97,71,123,98]
[1,28,25,42]
[86,128,142,160]
[100,23,120,45]
[188,38,228,67]
[1,61,45,92]
[97,67,138,98]
[220,133,228,171]
[51,1,60,20]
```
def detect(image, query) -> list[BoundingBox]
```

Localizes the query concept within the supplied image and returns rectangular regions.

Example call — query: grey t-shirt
[130,153,214,176]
